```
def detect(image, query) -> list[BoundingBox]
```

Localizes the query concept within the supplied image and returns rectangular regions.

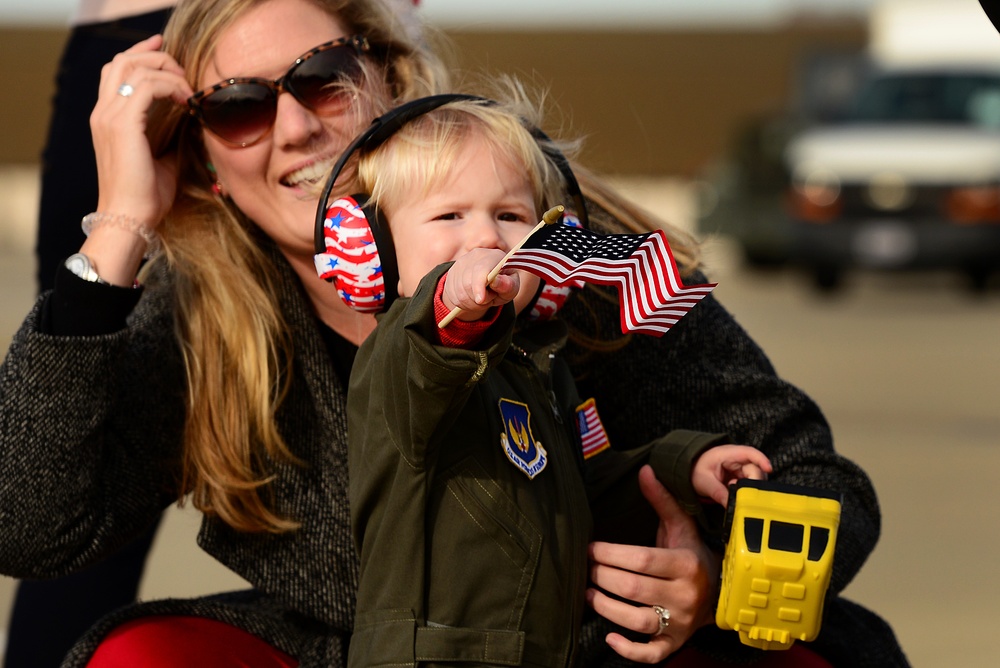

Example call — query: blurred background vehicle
[698,0,1000,291]
[787,62,1000,291]
[696,50,870,269]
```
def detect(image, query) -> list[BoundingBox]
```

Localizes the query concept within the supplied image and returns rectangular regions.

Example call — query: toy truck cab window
[768,520,804,553]
[808,526,831,562]
[744,517,764,553]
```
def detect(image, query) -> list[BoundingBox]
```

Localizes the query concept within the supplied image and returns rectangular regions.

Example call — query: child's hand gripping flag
[503,224,717,337]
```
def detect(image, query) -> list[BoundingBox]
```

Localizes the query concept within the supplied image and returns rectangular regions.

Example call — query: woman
[0,0,906,665]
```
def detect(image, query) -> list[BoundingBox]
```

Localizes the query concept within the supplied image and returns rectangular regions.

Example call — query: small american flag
[504,225,716,336]
[576,398,610,459]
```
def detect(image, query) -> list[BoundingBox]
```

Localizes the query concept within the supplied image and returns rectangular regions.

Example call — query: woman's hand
[91,34,192,234]
[587,465,719,663]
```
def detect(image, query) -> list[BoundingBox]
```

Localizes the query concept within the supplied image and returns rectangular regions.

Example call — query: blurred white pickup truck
[780,0,1000,290]
[785,63,1000,289]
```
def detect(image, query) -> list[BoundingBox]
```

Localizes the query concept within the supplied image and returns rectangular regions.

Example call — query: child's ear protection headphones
[313,93,589,314]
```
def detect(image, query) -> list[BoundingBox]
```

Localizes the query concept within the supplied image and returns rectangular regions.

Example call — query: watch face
[66,253,90,277]
[65,253,101,283]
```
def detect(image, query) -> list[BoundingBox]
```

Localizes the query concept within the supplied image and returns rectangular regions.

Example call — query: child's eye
[434,212,459,221]
[498,212,526,222]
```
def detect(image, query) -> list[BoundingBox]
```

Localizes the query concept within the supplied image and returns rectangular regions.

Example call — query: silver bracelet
[81,212,161,259]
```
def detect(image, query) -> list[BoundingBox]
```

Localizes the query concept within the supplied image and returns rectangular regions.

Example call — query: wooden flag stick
[437,205,564,329]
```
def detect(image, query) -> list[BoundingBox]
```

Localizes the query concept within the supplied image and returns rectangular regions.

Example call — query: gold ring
[652,605,670,636]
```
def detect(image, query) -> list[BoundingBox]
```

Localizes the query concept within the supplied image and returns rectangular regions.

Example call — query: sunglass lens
[288,46,363,114]
[199,84,277,146]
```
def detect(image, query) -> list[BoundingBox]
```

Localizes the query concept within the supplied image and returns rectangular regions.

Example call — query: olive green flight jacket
[347,264,723,667]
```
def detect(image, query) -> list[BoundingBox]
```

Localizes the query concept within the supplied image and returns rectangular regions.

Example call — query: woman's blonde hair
[145,0,450,533]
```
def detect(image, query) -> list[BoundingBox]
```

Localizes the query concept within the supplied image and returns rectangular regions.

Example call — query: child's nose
[463,214,506,251]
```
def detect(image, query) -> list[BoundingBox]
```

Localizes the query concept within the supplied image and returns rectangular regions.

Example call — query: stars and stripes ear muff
[313,93,590,313]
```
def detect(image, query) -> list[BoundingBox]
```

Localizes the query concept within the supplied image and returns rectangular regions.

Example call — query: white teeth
[284,160,332,188]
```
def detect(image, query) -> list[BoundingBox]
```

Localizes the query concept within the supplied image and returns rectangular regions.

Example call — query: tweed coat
[0,205,908,667]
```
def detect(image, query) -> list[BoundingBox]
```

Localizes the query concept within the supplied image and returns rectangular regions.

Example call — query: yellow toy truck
[716,479,842,650]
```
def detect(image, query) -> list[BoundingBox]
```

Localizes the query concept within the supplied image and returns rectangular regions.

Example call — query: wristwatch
[65,252,109,285]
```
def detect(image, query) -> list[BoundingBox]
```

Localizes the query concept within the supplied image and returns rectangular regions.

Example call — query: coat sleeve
[563,275,880,598]
[0,277,184,579]
[348,264,515,469]
[581,426,728,547]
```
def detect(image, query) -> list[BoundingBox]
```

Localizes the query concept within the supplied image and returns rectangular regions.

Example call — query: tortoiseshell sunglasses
[188,35,370,147]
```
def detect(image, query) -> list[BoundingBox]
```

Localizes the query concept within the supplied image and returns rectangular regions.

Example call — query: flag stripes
[504,225,716,336]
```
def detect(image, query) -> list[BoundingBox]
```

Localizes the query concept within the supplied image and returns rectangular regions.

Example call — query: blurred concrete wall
[0,19,867,175]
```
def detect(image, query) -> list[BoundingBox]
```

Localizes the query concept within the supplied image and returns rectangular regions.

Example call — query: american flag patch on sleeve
[576,398,611,459]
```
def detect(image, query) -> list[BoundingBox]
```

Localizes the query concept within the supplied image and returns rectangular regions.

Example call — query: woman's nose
[271,91,323,146]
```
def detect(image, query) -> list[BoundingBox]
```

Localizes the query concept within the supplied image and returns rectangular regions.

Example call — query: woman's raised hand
[587,465,719,663]
[90,34,192,247]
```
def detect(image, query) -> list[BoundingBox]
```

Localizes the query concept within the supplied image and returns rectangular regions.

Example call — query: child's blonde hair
[354,92,576,227]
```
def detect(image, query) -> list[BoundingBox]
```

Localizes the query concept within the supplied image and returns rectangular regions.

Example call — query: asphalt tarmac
[1,227,998,666]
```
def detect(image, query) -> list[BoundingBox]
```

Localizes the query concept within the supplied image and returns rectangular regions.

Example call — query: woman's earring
[207,162,225,197]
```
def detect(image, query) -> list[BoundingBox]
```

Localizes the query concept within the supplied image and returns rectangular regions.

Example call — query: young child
[340,95,772,667]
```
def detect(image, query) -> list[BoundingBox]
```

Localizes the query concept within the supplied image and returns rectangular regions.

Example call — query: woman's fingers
[589,540,691,593]
[636,465,704,551]
[97,37,192,110]
[91,35,191,224]
[586,589,679,664]
[604,630,675,664]
[586,586,682,633]
[588,557,699,624]
[586,466,722,663]
[587,550,705,664]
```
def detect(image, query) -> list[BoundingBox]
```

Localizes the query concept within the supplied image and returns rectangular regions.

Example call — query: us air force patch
[499,398,547,478]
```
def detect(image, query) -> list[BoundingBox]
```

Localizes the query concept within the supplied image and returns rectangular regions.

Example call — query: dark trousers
[7,9,172,668]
